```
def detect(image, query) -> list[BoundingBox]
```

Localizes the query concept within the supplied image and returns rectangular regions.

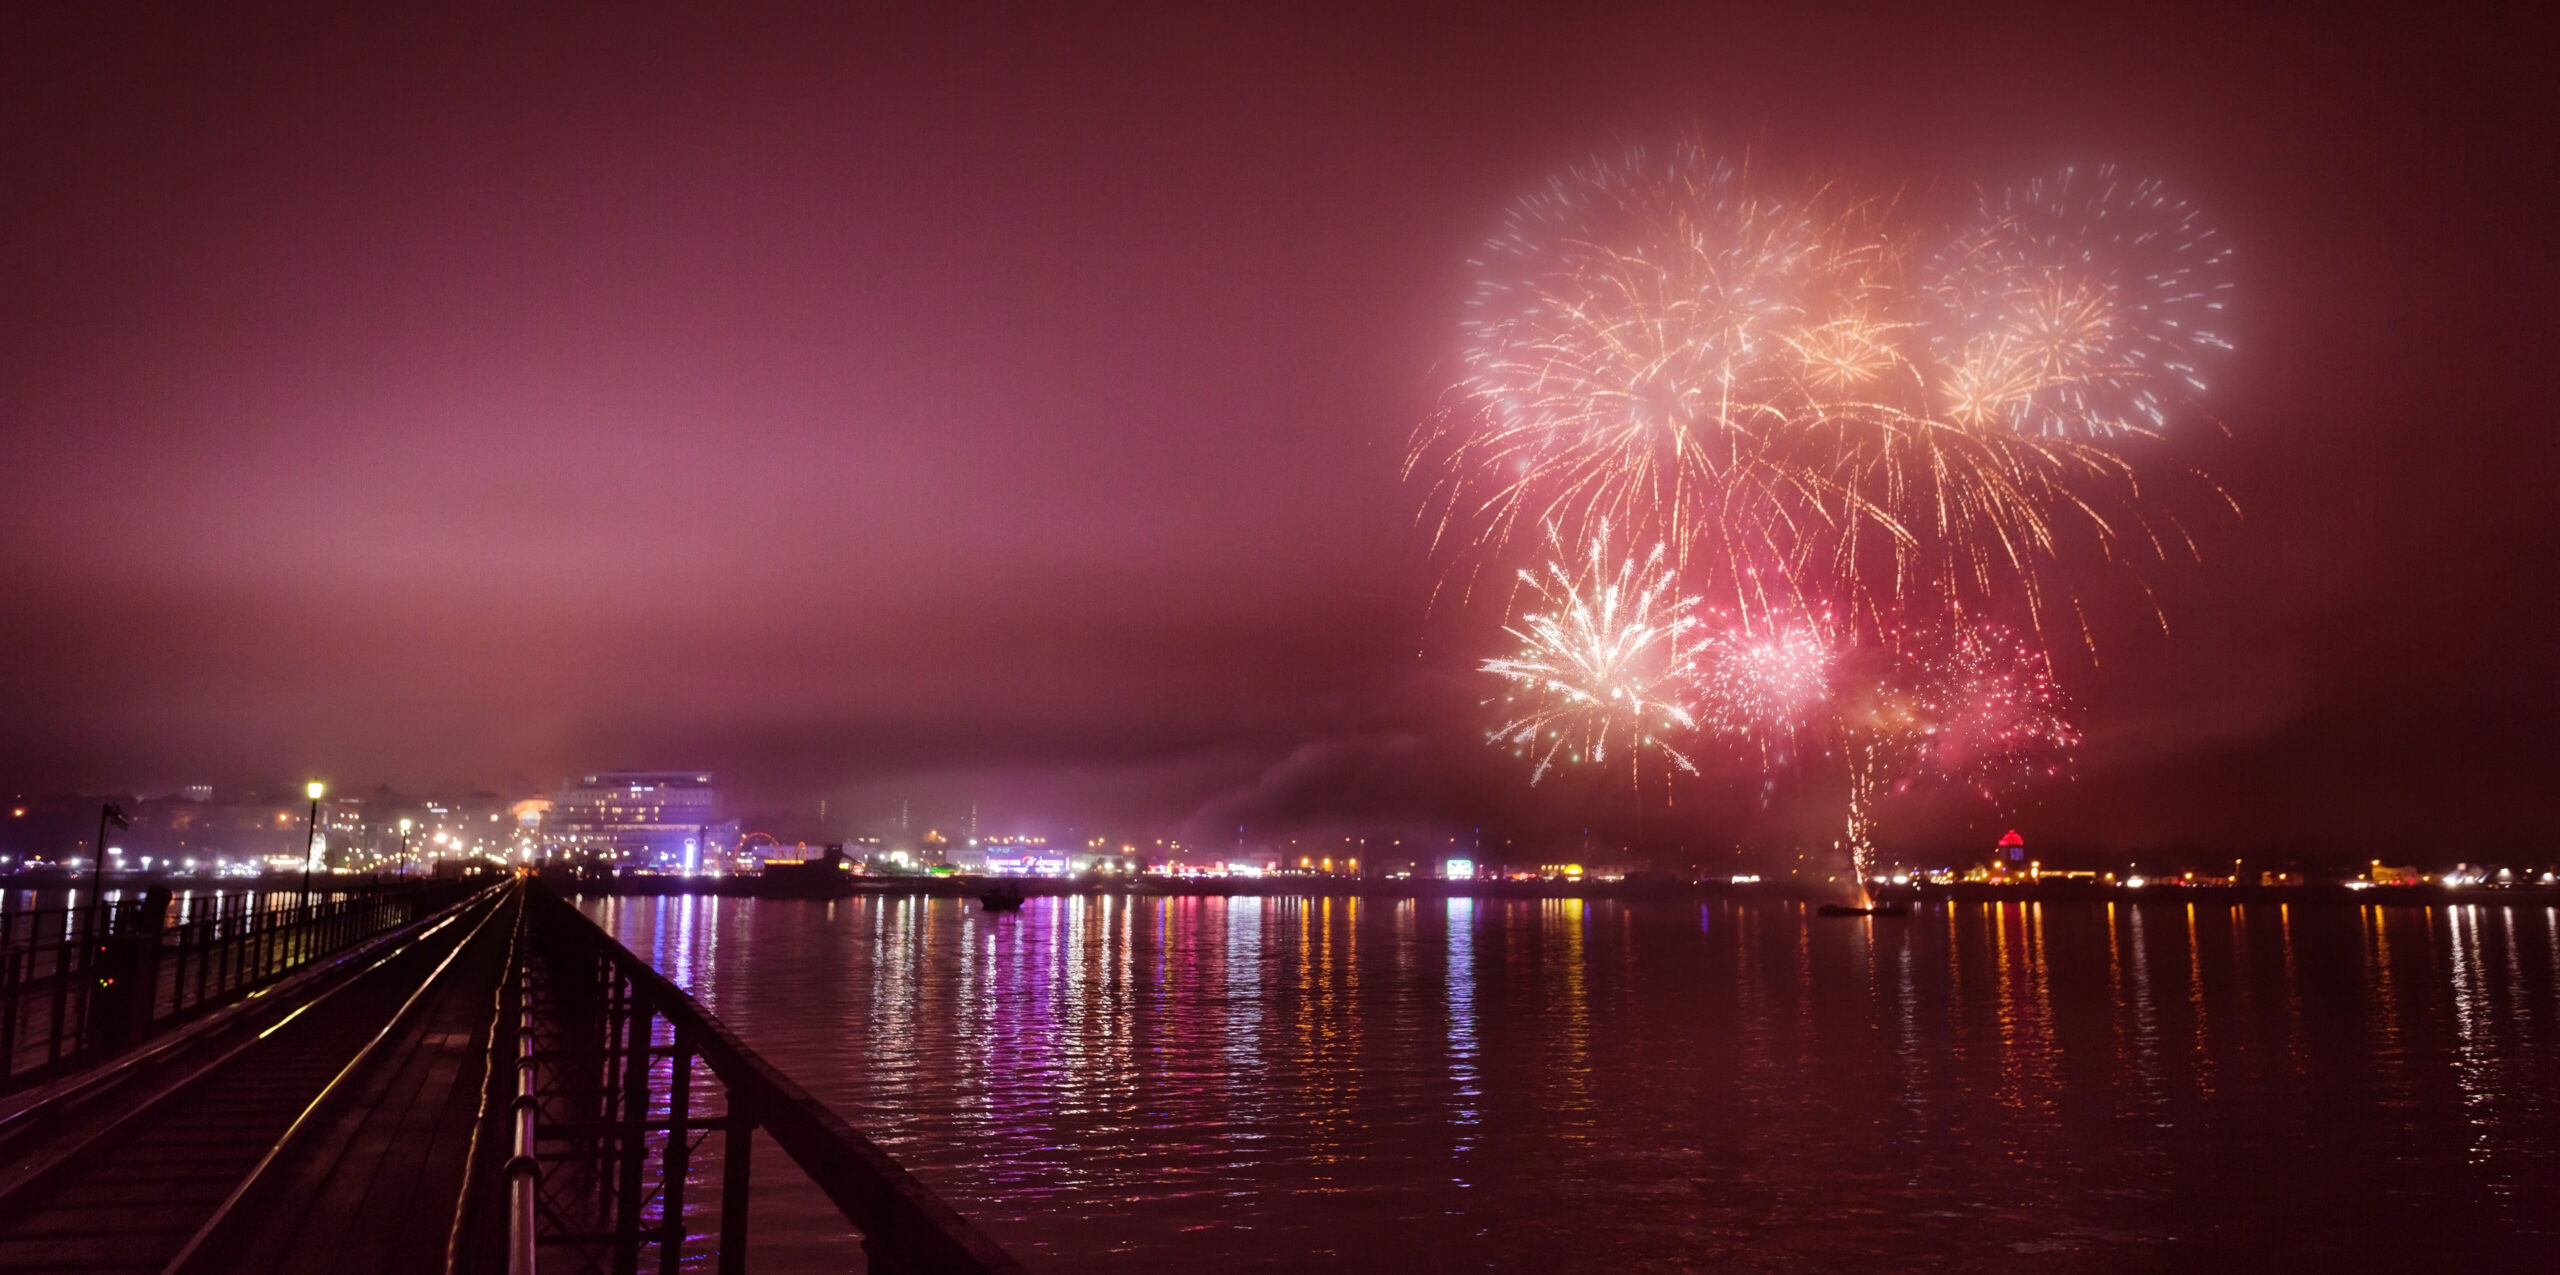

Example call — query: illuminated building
[1970,829,2033,883]
[980,836,1068,876]
[545,772,722,866]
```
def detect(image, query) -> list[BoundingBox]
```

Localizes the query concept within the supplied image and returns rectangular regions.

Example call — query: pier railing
[0,880,470,1093]
[482,882,1023,1275]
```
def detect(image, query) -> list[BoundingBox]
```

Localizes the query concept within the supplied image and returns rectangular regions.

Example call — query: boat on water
[981,886,1026,911]
[1817,903,1911,917]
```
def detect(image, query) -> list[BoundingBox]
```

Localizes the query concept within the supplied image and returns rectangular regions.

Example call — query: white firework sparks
[1926,164,2235,439]
[1483,523,1704,784]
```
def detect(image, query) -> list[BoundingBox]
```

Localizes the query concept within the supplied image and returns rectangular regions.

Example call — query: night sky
[2,5,2548,863]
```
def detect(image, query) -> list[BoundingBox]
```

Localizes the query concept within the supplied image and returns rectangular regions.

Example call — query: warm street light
[298,781,325,907]
[397,817,414,877]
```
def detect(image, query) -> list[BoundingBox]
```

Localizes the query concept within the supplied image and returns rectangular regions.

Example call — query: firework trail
[1830,622,2079,889]
[1482,522,1704,786]
[1776,403,2161,641]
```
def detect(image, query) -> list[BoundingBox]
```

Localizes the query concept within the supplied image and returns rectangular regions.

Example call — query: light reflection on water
[585,895,2560,1272]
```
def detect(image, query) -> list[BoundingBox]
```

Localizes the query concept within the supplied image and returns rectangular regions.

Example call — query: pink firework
[1907,623,2082,799]
[1694,615,1838,753]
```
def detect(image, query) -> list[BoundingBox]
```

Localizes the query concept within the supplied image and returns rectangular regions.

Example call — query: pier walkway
[0,880,1023,1274]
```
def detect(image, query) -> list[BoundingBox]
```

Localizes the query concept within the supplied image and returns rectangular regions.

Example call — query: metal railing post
[1,945,19,1083]
[46,925,74,1065]
[719,1116,751,1275]
[659,1034,691,1273]
[613,973,652,1275]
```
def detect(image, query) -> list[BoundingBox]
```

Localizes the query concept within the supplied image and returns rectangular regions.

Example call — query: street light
[87,801,129,940]
[397,817,414,878]
[298,780,325,907]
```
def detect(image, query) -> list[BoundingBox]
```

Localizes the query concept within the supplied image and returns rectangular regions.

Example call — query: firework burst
[1927,165,2234,439]
[1424,143,1820,576]
[1421,152,2225,644]
[1907,623,2081,800]
[1482,523,1704,785]
[1694,613,1839,755]
[1428,146,2222,876]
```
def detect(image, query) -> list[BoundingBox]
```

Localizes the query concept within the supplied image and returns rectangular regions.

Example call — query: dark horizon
[3,4,2551,865]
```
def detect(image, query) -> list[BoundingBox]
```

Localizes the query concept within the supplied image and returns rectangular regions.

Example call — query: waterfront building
[545,771,722,866]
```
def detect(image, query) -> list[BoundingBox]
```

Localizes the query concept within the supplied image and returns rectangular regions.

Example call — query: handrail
[445,895,524,1275]
[505,953,538,1275]
[523,882,1026,1274]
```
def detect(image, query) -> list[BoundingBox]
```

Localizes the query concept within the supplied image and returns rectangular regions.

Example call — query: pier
[0,880,1022,1273]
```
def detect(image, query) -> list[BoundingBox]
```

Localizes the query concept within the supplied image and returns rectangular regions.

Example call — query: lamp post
[298,781,325,908]
[397,818,414,878]
[87,801,129,939]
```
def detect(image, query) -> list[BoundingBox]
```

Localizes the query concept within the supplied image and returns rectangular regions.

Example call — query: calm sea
[581,893,2560,1272]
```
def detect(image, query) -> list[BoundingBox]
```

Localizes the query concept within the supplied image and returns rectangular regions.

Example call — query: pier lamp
[298,781,325,907]
[86,801,130,937]
[398,818,414,877]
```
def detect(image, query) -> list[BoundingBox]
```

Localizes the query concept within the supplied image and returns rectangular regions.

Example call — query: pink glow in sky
[1,5,2549,859]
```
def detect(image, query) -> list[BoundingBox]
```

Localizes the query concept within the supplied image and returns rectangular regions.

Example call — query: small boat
[1817,903,1911,917]
[980,887,1025,911]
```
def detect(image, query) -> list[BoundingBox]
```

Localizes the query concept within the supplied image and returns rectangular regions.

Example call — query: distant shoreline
[6,867,2552,908]
[552,873,2560,908]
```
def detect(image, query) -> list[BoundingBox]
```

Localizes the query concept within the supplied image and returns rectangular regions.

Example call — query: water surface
[585,893,2560,1271]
